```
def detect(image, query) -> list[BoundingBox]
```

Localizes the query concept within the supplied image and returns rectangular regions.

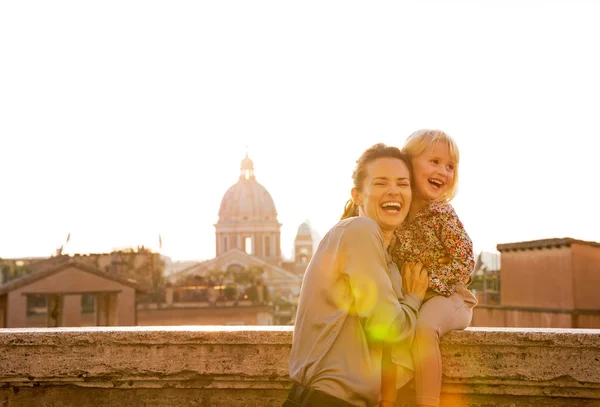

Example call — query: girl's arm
[433,210,475,296]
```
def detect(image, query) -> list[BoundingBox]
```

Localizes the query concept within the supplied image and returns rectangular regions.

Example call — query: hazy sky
[1,1,599,262]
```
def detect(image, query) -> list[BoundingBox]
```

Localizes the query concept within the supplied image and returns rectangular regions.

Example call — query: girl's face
[411,141,456,203]
[351,157,412,235]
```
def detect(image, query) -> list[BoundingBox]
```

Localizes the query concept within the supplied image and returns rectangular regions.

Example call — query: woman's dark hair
[340,143,411,220]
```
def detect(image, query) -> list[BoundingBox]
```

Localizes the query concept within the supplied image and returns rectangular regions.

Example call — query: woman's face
[351,157,412,234]
[411,141,456,202]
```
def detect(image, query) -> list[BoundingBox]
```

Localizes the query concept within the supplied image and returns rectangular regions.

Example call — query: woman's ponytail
[340,199,359,220]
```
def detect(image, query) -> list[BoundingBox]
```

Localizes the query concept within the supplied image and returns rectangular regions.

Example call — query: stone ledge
[1,326,599,406]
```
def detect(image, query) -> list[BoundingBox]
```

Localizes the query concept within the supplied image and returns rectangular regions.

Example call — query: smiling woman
[349,157,412,247]
[284,143,428,407]
[340,146,412,236]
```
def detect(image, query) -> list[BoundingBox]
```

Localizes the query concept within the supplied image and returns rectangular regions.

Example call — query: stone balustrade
[1,326,599,406]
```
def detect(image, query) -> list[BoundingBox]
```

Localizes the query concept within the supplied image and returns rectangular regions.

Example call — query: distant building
[294,222,318,273]
[0,257,47,285]
[471,238,600,328]
[0,260,143,328]
[1,248,164,298]
[214,153,284,266]
[471,251,501,305]
[164,154,312,325]
[1,154,315,327]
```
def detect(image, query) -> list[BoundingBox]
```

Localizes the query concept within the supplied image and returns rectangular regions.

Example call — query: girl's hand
[437,255,451,265]
[401,262,428,301]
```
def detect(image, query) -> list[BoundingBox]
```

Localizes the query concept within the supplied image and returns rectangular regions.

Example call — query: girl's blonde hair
[402,129,460,202]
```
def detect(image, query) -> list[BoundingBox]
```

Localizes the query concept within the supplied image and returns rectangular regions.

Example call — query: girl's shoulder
[424,201,456,216]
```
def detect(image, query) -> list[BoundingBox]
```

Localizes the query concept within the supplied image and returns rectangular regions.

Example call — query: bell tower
[294,222,314,274]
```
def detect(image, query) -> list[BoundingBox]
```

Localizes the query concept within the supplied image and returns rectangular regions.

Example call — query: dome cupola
[218,154,278,223]
[240,153,255,180]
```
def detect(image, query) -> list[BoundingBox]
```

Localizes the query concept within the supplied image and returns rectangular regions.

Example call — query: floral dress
[393,201,474,297]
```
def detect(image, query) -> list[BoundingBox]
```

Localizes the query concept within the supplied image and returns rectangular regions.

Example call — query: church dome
[218,154,278,223]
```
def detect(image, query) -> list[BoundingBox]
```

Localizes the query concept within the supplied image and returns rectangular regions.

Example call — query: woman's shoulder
[328,217,384,247]
[335,217,385,254]
[336,216,381,234]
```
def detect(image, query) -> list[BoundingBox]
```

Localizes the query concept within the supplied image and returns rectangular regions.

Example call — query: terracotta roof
[0,260,145,295]
[497,238,600,252]
[26,255,71,272]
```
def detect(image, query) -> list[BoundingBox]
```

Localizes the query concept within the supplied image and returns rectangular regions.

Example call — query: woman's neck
[357,207,396,249]
[381,230,394,250]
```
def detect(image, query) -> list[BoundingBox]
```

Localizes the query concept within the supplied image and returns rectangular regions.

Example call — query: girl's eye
[447,164,454,171]
[431,159,439,165]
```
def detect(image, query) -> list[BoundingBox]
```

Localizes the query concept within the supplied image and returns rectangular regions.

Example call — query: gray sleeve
[340,217,421,345]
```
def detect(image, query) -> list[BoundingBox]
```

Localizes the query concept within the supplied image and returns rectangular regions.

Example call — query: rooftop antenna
[56,232,71,256]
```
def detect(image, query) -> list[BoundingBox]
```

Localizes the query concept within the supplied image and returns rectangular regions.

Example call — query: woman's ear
[351,187,362,206]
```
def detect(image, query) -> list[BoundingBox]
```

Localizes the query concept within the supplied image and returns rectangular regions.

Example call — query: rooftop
[497,237,600,252]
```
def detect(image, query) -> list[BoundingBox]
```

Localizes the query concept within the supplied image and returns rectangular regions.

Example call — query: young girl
[381,129,477,407]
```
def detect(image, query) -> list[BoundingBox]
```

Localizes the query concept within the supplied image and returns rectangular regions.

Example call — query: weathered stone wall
[136,305,273,326]
[0,326,599,406]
